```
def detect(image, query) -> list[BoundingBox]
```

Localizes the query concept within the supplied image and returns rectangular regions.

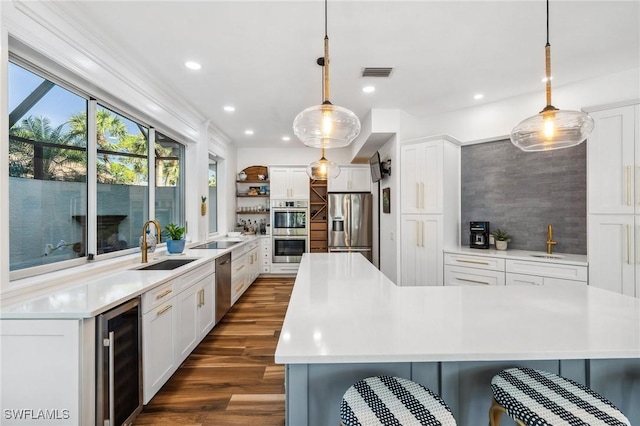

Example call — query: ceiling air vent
[361,67,393,78]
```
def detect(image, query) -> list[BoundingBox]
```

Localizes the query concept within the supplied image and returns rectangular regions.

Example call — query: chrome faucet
[546,224,557,254]
[141,220,161,263]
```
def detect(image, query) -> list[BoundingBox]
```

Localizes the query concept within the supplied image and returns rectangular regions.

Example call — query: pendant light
[307,148,341,180]
[510,0,594,152]
[293,0,361,149]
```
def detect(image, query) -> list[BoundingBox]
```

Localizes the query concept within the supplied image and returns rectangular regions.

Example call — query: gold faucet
[141,220,162,263]
[546,224,557,254]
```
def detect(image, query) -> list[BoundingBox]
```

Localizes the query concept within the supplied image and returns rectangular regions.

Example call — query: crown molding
[6,0,206,143]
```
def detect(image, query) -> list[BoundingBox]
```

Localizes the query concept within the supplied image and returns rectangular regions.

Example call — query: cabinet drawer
[173,262,215,293]
[506,273,543,286]
[445,253,505,271]
[444,265,505,286]
[232,256,247,280]
[142,281,175,313]
[262,244,271,253]
[310,246,327,253]
[261,266,271,273]
[506,260,587,282]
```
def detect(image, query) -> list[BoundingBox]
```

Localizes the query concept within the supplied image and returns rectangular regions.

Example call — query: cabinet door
[349,167,371,192]
[175,284,199,364]
[588,106,636,214]
[290,168,310,199]
[196,276,216,338]
[588,215,635,296]
[446,265,506,286]
[401,215,442,286]
[421,141,443,214]
[269,167,290,199]
[143,303,176,403]
[401,144,423,213]
[328,169,350,192]
[400,215,421,285]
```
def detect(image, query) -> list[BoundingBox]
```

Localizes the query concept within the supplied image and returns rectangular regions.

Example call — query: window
[7,58,189,277]
[155,132,184,233]
[8,62,88,270]
[208,155,218,234]
[96,104,149,254]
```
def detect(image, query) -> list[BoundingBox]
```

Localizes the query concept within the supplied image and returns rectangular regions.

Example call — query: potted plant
[201,196,207,216]
[492,229,511,250]
[164,222,186,254]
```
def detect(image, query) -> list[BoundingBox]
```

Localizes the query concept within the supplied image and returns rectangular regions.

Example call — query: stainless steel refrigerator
[328,193,373,262]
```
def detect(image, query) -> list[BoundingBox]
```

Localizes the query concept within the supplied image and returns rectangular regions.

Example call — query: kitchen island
[275,253,640,426]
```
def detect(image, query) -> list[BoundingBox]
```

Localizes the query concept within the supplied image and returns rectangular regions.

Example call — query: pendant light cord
[544,0,553,109]
[323,0,330,104]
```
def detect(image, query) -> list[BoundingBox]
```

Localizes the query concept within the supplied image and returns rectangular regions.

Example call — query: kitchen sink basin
[530,254,564,259]
[135,258,197,270]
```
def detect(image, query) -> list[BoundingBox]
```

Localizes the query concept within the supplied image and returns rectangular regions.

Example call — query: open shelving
[309,179,328,253]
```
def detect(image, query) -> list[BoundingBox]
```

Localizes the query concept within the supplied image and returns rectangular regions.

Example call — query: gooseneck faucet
[141,220,161,263]
[546,224,557,254]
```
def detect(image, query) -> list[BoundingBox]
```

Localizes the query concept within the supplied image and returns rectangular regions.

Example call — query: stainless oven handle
[108,330,115,425]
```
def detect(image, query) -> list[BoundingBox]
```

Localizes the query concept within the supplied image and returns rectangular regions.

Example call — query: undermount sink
[135,258,197,271]
[530,254,564,259]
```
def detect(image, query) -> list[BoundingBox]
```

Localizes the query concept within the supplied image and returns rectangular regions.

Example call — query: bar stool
[340,375,456,425]
[489,367,630,426]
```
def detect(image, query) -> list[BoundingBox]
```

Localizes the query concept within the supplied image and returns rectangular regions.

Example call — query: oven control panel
[272,200,308,208]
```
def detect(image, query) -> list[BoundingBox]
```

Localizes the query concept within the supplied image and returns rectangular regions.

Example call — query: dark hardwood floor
[134,276,294,426]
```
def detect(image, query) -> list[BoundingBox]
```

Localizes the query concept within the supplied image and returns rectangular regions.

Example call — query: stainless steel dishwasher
[215,253,232,323]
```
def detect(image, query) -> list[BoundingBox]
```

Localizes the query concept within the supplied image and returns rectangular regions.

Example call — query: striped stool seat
[340,375,456,425]
[490,367,630,426]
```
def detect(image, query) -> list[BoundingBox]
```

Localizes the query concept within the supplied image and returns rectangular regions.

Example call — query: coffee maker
[470,221,490,249]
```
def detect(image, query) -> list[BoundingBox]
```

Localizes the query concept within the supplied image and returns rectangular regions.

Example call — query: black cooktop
[191,241,240,249]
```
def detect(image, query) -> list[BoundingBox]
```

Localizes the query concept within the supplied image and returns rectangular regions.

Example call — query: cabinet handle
[198,289,205,307]
[456,259,490,265]
[627,224,631,265]
[237,264,245,270]
[157,305,172,316]
[457,277,491,286]
[108,331,115,425]
[627,165,632,206]
[156,288,172,300]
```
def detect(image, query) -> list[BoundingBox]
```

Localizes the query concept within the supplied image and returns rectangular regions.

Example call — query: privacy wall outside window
[7,60,187,274]
[208,157,217,234]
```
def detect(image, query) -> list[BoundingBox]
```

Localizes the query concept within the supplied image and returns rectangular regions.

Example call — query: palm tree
[9,115,86,181]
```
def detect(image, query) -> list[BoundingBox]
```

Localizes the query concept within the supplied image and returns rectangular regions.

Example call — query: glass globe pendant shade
[510,108,594,152]
[306,154,341,180]
[293,103,361,149]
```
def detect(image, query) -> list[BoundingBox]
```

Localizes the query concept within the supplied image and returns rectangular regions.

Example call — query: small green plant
[164,223,186,240]
[492,229,511,242]
[201,196,207,203]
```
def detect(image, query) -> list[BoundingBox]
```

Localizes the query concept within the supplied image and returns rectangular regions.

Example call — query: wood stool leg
[489,398,505,426]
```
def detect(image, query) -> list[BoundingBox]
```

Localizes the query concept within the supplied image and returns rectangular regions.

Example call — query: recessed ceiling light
[474,93,484,100]
[184,61,201,70]
[282,136,291,141]
[244,130,254,135]
[362,86,375,93]
[223,106,235,112]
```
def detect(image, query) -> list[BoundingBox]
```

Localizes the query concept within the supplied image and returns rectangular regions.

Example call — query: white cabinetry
[246,239,261,283]
[587,103,640,297]
[328,166,371,192]
[444,251,588,287]
[270,167,309,199]
[260,236,271,273]
[400,136,460,286]
[142,281,177,403]
[232,245,248,304]
[143,262,215,404]
[444,253,506,286]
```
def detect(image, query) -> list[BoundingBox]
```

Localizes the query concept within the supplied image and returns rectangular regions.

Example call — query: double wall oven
[271,200,308,263]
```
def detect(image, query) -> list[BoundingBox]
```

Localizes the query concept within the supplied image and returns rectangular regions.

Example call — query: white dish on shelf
[227,232,242,237]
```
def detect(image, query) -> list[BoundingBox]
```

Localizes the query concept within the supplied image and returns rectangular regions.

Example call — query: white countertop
[0,236,262,319]
[445,246,588,266]
[275,253,639,364]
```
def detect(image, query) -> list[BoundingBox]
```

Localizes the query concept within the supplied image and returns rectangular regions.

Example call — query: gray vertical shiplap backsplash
[461,139,586,254]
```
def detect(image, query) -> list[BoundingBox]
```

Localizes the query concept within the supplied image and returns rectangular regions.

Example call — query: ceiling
[58,1,639,148]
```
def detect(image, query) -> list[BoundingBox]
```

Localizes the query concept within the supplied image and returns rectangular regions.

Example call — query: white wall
[376,136,398,281]
[237,146,356,171]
